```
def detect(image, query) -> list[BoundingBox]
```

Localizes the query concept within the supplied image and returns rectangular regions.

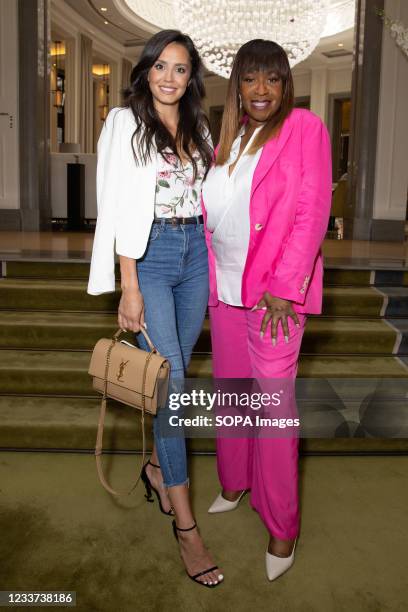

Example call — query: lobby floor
[1,231,408,268]
[0,453,407,612]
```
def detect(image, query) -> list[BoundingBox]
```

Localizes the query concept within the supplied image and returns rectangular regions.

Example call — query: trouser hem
[163,477,190,488]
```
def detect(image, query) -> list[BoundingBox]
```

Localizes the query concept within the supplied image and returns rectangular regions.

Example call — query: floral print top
[154,149,205,218]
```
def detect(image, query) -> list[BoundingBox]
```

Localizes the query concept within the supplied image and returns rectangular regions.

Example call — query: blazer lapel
[250,113,294,199]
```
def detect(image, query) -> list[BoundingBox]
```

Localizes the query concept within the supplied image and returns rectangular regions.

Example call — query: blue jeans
[135,219,209,487]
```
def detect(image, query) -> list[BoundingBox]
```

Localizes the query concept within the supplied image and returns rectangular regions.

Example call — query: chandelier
[121,0,354,78]
[321,0,356,38]
[175,1,329,77]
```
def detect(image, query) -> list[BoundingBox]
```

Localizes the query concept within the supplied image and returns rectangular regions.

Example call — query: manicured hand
[118,287,145,332]
[252,291,300,346]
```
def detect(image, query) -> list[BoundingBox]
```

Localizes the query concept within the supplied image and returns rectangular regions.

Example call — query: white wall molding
[310,67,328,121]
[327,66,352,93]
[373,0,408,221]
[293,73,313,98]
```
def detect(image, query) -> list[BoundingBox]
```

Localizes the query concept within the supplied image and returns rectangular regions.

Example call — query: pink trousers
[209,301,307,540]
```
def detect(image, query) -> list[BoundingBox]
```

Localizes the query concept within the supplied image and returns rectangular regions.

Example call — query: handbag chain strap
[95,328,156,496]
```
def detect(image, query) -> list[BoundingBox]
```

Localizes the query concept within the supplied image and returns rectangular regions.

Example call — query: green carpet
[1,395,407,453]
[0,278,385,316]
[0,261,376,285]
[0,311,399,354]
[0,452,407,612]
[5,260,406,287]
[0,350,406,398]
[4,261,95,279]
[1,257,407,457]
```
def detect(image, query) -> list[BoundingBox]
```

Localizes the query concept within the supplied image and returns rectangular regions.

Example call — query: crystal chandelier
[121,0,354,78]
[321,0,355,38]
[174,1,329,77]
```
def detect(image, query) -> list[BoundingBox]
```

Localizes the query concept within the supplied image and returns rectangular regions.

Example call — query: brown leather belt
[153,215,204,225]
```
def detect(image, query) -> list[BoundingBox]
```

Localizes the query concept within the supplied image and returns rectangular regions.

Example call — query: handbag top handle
[114,326,156,352]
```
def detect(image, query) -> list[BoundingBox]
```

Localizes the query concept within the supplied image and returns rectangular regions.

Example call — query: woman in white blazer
[87,30,223,588]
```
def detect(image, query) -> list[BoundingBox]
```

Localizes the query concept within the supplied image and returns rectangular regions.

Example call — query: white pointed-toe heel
[208,490,246,514]
[265,538,297,581]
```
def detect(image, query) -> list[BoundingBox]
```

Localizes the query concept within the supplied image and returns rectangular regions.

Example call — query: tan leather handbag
[88,327,170,496]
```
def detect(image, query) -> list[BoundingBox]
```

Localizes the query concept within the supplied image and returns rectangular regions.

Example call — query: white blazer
[87,106,158,295]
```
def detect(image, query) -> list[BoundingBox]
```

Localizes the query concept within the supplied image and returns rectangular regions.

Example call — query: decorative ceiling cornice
[87,0,143,40]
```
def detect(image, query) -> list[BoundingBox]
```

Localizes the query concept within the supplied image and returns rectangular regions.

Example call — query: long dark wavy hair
[216,39,294,166]
[122,30,212,178]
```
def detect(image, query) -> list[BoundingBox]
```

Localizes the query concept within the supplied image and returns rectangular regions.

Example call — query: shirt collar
[237,123,263,138]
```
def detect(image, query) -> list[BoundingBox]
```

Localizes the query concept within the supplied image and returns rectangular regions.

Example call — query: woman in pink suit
[201,39,332,581]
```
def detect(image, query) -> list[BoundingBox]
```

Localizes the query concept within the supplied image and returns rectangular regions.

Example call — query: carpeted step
[0,349,94,396]
[3,260,94,279]
[0,278,120,312]
[387,319,408,354]
[373,287,408,317]
[0,395,158,452]
[200,316,403,355]
[2,259,407,459]
[0,395,407,453]
[1,279,392,317]
[0,312,402,354]
[322,287,384,317]
[0,349,406,397]
[325,269,408,287]
[0,311,118,351]
[295,354,408,377]
[3,260,408,286]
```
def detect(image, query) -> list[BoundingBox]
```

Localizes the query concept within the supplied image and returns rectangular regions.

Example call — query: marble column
[344,0,384,240]
[18,0,52,231]
[0,0,20,229]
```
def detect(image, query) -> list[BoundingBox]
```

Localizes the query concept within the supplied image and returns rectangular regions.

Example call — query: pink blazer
[201,108,332,315]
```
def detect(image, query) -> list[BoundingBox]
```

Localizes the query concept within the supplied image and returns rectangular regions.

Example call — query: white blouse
[202,125,263,306]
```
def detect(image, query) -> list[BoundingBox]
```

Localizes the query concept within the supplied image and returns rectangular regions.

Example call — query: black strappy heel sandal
[140,460,174,516]
[172,520,223,588]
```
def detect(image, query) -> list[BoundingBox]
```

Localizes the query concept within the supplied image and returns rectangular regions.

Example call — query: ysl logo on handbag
[117,359,129,382]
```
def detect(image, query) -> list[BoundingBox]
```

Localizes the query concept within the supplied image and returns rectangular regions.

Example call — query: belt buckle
[170,217,178,226]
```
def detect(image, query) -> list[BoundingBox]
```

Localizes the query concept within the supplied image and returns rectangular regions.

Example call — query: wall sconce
[94,63,110,121]
[51,40,65,109]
